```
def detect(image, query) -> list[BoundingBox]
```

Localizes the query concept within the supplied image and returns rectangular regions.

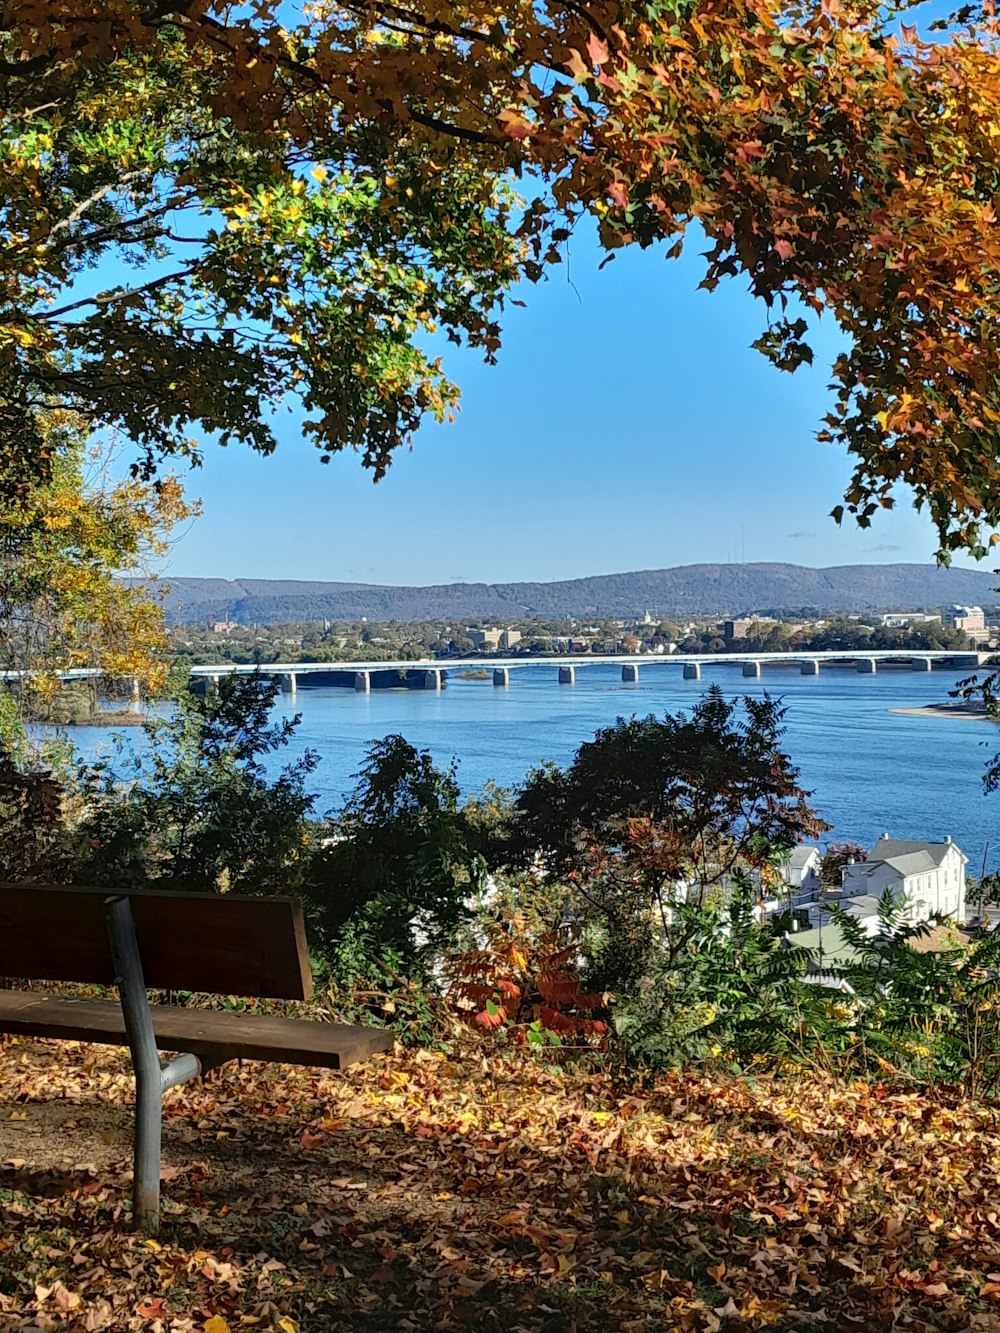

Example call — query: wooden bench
[0,884,392,1233]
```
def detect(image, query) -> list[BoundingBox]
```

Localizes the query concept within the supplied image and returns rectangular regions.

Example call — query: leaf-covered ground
[2,1039,1000,1332]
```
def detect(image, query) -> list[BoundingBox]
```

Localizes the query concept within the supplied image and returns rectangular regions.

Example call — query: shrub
[304,735,486,973]
[70,672,319,893]
[448,909,608,1048]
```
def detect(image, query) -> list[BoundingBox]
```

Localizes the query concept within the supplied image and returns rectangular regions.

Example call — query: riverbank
[889,701,995,722]
[30,707,147,727]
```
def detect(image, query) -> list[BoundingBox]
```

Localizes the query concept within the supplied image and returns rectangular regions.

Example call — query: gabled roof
[868,836,967,867]
[783,845,821,870]
[881,851,939,877]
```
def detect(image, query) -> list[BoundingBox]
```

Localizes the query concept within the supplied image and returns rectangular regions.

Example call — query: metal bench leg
[104,895,164,1234]
[105,897,221,1233]
[104,894,216,1234]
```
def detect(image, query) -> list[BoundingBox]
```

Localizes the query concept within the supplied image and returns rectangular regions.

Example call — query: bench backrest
[0,884,313,1000]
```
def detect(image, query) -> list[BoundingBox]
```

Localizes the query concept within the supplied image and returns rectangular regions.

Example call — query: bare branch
[38,269,197,322]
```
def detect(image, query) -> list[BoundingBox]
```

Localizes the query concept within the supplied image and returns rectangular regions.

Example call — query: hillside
[155,562,1000,624]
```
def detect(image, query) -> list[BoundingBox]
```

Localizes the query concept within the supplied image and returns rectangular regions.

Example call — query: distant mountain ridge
[155,563,1000,625]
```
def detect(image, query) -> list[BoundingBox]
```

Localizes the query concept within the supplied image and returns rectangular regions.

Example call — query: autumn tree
[820,841,869,889]
[0,414,195,727]
[497,687,825,992]
[0,6,524,496]
[6,4,1000,555]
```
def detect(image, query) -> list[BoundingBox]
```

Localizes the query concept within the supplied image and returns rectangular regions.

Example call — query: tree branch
[37,269,197,322]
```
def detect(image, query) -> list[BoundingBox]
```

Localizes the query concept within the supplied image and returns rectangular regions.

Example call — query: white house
[840,834,967,923]
[776,845,822,895]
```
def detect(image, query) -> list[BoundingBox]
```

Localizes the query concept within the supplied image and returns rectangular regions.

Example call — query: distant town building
[723,617,754,641]
[468,627,522,651]
[943,604,985,632]
[211,619,238,634]
[880,612,942,628]
[467,628,502,651]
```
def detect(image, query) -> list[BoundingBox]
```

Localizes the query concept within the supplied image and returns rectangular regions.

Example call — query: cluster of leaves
[820,840,869,888]
[603,886,1000,1093]
[604,879,812,1074]
[9,1040,1000,1330]
[448,913,608,1047]
[830,903,1000,1100]
[0,5,524,497]
[0,737,65,885]
[303,734,487,977]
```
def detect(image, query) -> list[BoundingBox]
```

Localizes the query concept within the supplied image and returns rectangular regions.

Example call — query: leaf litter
[2,1037,1000,1330]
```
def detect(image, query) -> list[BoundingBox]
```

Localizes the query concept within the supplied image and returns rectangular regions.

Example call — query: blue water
[73,662,1000,875]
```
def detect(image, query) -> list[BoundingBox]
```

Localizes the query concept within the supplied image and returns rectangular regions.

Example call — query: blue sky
[162,219,970,587]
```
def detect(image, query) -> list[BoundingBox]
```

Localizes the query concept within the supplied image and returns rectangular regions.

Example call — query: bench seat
[0,991,392,1069]
[0,885,393,1232]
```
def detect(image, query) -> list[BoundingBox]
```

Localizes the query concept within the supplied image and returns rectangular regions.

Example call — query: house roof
[786,923,864,969]
[867,836,967,867]
[843,895,880,918]
[782,845,821,870]
[881,851,939,877]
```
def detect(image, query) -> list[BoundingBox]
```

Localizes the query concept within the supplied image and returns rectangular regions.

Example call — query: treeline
[169,613,975,668]
[7,675,1000,1095]
[678,617,973,654]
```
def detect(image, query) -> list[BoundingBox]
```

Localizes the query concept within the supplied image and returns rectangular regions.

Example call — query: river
[72,662,1000,874]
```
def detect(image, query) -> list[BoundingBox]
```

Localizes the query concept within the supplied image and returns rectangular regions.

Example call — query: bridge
[178,648,988,694]
[4,650,987,698]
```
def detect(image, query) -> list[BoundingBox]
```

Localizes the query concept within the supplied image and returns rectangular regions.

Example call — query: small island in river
[890,700,996,722]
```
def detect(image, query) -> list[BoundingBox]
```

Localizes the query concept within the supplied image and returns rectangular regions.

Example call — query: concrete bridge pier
[622,664,639,683]
[683,662,701,681]
[423,669,442,690]
[743,661,762,678]
[559,665,576,685]
[493,668,510,687]
[280,671,297,697]
[911,657,933,672]
[856,658,877,674]
[131,676,142,705]
[800,659,820,676]
[354,671,370,693]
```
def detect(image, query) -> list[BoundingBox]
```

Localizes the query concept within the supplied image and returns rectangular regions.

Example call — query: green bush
[304,734,487,973]
[70,673,319,893]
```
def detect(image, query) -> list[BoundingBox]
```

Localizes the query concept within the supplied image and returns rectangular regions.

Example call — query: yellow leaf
[310,165,327,183]
[277,1320,298,1333]
[204,1317,231,1333]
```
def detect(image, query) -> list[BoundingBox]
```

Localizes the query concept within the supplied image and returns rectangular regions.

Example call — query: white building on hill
[840,834,967,923]
[776,845,822,895]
